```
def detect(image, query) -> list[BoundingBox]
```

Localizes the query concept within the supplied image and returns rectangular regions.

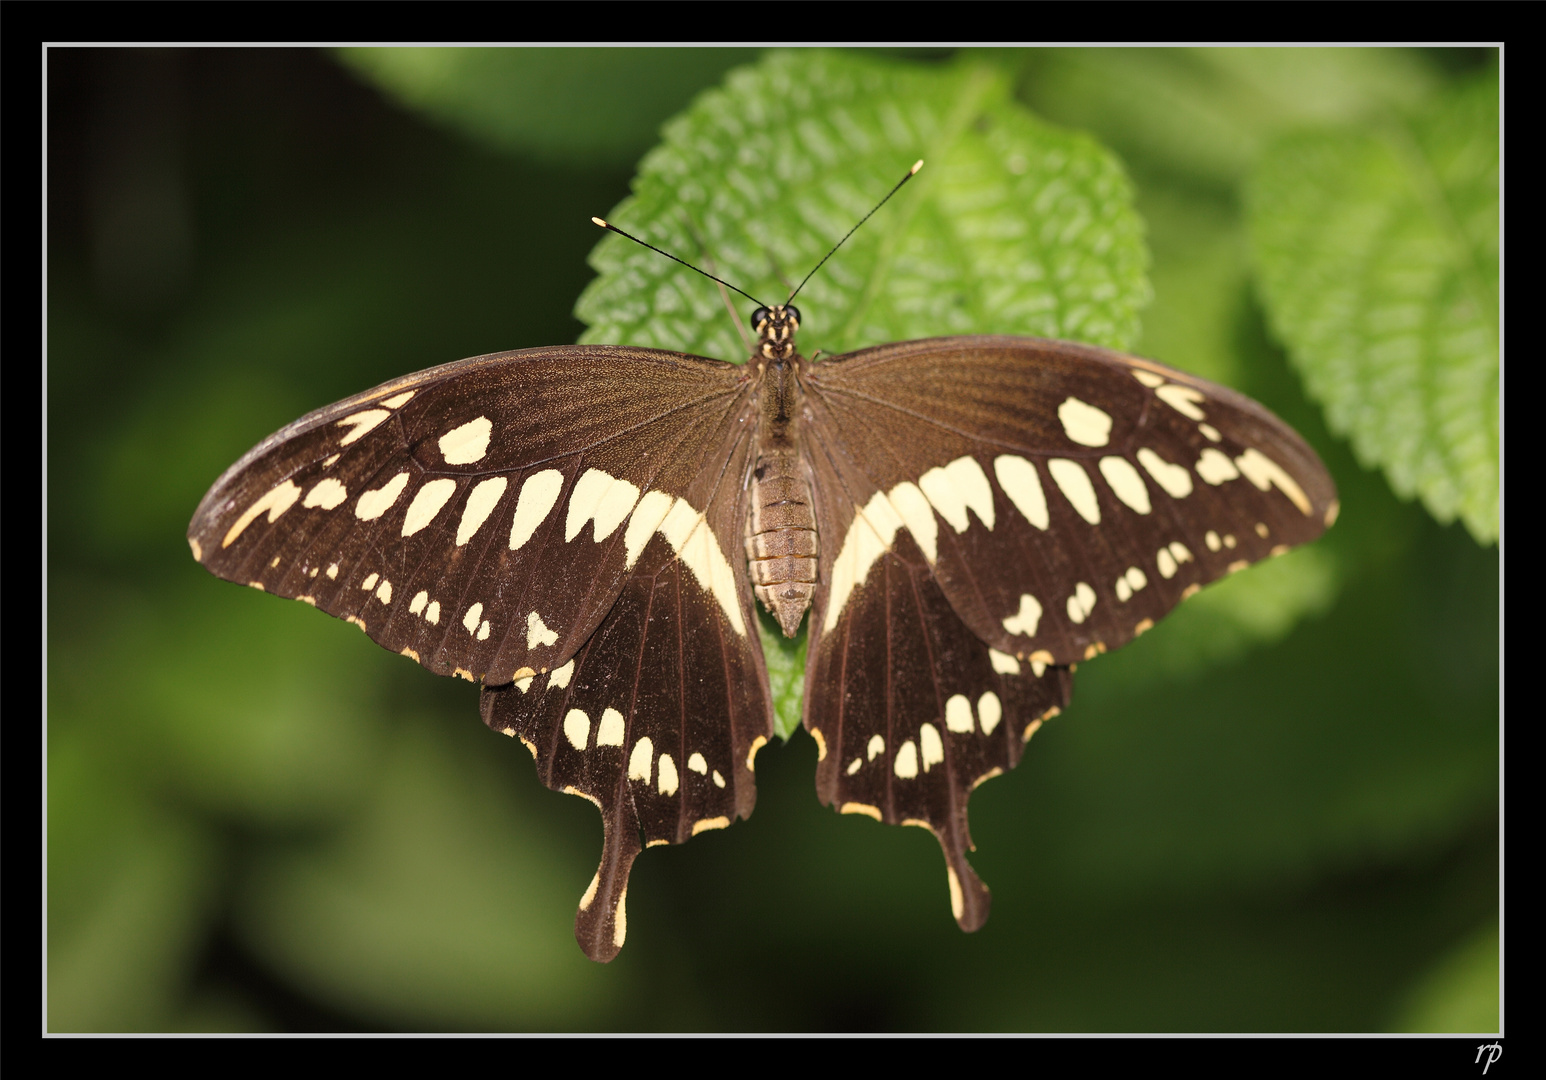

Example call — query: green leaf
[337,47,760,167]
[1247,69,1498,544]
[577,49,1150,726]
[576,50,1149,362]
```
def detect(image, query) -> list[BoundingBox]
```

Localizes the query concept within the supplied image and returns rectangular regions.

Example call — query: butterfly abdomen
[746,356,818,637]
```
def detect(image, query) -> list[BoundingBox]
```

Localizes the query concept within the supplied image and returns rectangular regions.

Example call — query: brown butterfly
[189,165,1337,961]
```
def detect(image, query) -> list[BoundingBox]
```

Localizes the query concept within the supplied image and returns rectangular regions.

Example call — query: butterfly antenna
[591,218,768,309]
[785,159,923,307]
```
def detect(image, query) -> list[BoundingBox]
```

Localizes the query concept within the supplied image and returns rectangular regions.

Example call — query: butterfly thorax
[746,305,818,638]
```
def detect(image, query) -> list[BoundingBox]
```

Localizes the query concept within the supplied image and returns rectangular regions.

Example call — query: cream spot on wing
[867,734,885,761]
[579,871,600,911]
[1100,456,1151,515]
[564,786,601,810]
[624,489,675,569]
[477,620,490,640]
[326,563,339,579]
[842,803,882,820]
[402,478,458,537]
[1229,559,1250,573]
[597,708,625,747]
[893,740,919,779]
[346,615,366,631]
[1224,533,1237,549]
[355,472,411,521]
[518,735,537,757]
[1058,397,1113,447]
[455,477,508,546]
[920,724,944,771]
[462,602,483,633]
[822,490,904,633]
[1206,530,1222,551]
[989,649,1021,675]
[380,390,415,409]
[563,708,590,751]
[1126,566,1148,591]
[1196,448,1240,485]
[945,694,974,734]
[1235,449,1312,514]
[747,735,767,772]
[692,817,729,836]
[978,692,1003,735]
[1031,658,1048,677]
[399,645,417,660]
[409,590,428,615]
[1325,501,1340,527]
[1156,384,1207,420]
[302,477,348,510]
[1131,369,1166,388]
[223,480,302,548]
[507,469,565,550]
[1255,522,1270,538]
[810,728,827,761]
[1116,577,1132,602]
[712,770,725,788]
[514,676,533,693]
[657,497,746,636]
[439,416,492,465]
[549,659,575,689]
[376,580,393,605]
[1137,447,1194,498]
[322,454,340,468]
[846,758,863,776]
[657,754,679,796]
[613,887,628,949]
[1067,581,1096,623]
[298,595,315,606]
[566,468,641,543]
[336,409,390,446]
[425,600,441,625]
[1002,593,1043,638]
[1181,583,1202,600]
[887,481,937,562]
[994,454,1049,530]
[687,752,708,775]
[527,610,558,649]
[628,737,653,783]
[361,573,379,590]
[1198,423,1222,442]
[1048,459,1100,524]
[919,456,995,533]
[188,537,203,561]
[271,556,281,568]
[1157,547,1178,579]
[1168,541,1193,565]
[947,867,964,921]
[455,669,474,682]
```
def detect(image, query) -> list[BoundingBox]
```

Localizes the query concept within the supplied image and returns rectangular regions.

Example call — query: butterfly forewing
[803,337,1339,668]
[189,345,759,686]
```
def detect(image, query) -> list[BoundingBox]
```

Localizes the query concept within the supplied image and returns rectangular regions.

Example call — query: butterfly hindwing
[481,495,771,962]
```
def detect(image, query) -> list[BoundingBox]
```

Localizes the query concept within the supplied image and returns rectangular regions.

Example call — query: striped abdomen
[745,452,818,638]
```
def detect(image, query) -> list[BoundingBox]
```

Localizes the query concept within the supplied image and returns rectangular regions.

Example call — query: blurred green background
[46,47,1499,1033]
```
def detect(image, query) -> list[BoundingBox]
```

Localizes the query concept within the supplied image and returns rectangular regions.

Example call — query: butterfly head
[752,304,801,362]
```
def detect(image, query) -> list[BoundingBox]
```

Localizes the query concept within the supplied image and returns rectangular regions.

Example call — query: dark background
[46,47,1499,1033]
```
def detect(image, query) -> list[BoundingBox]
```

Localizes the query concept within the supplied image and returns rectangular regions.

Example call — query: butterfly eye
[751,306,770,328]
[784,305,801,328]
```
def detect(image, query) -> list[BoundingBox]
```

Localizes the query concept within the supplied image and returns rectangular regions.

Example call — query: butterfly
[188,169,1337,963]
